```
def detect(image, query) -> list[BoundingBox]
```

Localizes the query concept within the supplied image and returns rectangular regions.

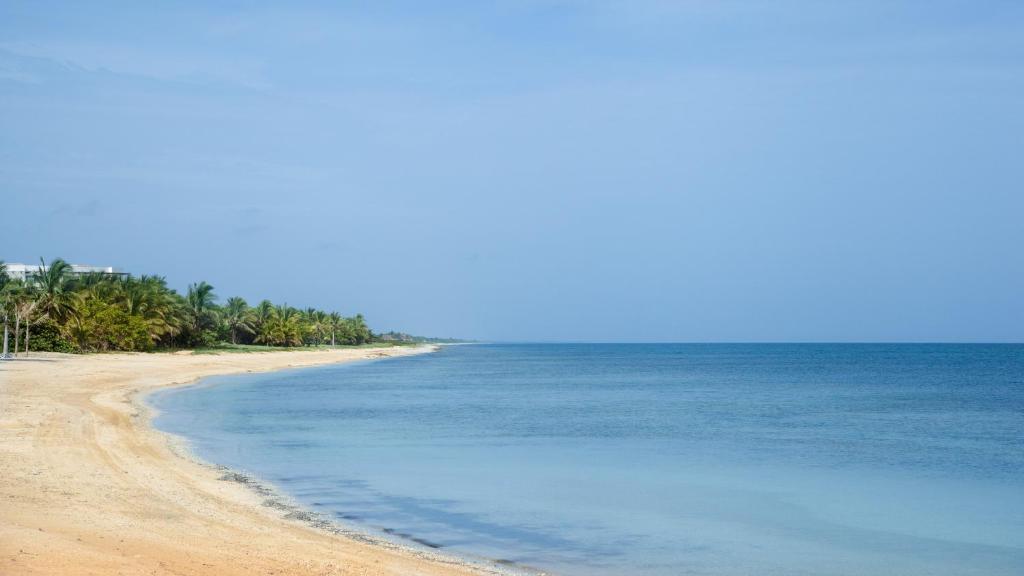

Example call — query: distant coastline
[0,258,421,357]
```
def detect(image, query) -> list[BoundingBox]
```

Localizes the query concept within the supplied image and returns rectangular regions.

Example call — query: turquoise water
[151,344,1024,575]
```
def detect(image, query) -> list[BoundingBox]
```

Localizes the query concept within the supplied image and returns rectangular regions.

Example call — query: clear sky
[1,1,1022,342]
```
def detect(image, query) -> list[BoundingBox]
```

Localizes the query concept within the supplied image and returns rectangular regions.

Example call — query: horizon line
[451,340,1024,345]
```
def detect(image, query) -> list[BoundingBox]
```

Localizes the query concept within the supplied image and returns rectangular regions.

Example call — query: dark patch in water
[378,527,444,549]
[409,536,444,549]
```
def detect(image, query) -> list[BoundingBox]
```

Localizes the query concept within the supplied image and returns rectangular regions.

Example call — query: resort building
[4,262,128,281]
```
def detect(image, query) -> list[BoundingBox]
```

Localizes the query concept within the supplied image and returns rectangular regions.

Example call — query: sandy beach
[0,346,493,576]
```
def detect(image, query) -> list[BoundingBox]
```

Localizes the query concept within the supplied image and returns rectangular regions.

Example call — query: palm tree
[327,312,342,346]
[7,280,41,356]
[255,304,303,347]
[0,261,10,358]
[33,257,78,326]
[351,313,371,345]
[185,281,218,346]
[223,297,255,344]
[116,275,185,345]
[337,315,356,345]
[278,305,303,346]
[301,308,328,346]
[251,300,275,346]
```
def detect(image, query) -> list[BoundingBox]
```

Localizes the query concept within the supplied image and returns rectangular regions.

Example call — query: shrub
[68,299,154,352]
[24,319,78,353]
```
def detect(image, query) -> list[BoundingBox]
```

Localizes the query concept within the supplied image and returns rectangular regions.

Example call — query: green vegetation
[376,331,474,344]
[189,341,416,355]
[0,258,374,355]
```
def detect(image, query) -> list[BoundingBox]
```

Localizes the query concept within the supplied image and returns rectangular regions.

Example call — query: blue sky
[1,1,1022,341]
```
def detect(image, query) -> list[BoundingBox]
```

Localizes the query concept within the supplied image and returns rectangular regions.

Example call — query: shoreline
[139,352,539,576]
[0,346,532,576]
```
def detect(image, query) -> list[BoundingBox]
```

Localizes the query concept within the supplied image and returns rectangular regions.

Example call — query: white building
[4,262,127,281]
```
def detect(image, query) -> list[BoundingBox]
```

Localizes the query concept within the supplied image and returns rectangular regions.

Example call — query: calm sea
[150,344,1024,575]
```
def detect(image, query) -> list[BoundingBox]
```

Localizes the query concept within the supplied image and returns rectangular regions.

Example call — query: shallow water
[151,344,1024,575]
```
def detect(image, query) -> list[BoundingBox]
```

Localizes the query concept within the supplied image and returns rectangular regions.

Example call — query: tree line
[0,258,373,355]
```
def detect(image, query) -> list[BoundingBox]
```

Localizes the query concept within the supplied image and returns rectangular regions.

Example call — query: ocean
[150,344,1024,575]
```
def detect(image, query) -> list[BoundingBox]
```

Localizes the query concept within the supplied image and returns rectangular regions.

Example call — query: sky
[1,1,1022,342]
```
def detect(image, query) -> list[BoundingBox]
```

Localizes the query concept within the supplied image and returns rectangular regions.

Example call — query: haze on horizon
[1,1,1021,343]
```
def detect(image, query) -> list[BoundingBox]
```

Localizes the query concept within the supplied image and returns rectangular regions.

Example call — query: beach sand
[0,346,494,576]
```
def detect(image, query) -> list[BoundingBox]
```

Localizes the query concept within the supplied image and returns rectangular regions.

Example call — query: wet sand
[0,346,501,576]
